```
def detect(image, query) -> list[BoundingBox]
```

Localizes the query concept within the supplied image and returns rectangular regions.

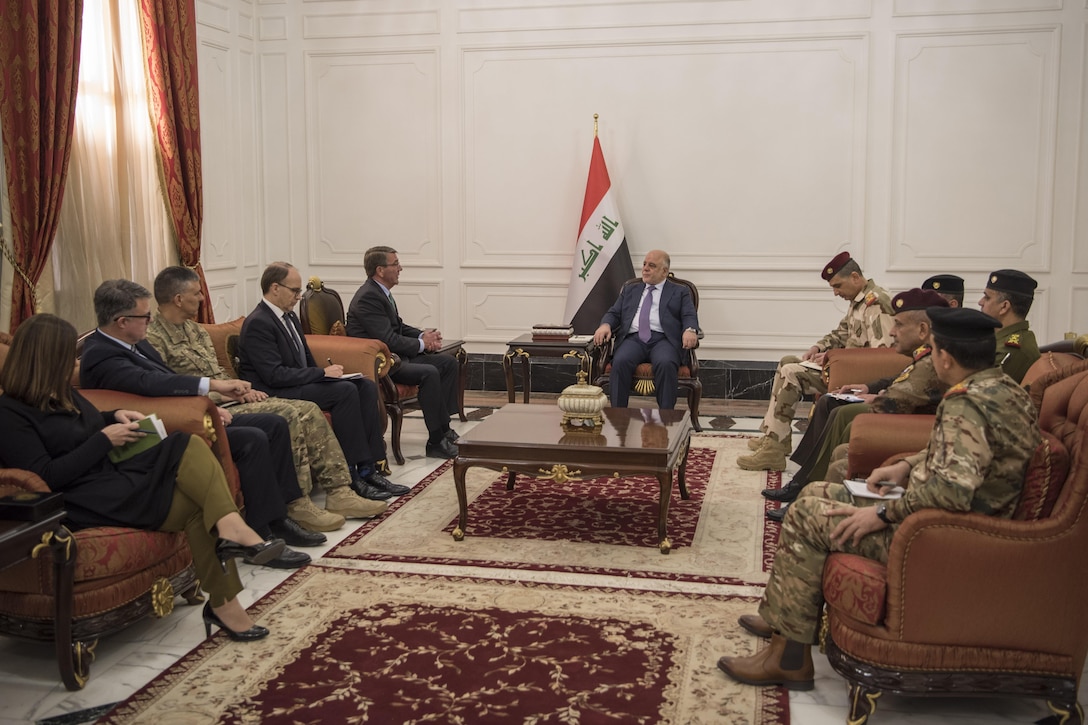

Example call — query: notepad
[828,393,864,403]
[799,360,823,371]
[845,478,904,500]
[108,414,167,463]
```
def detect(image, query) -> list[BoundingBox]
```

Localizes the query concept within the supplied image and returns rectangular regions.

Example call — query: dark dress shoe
[351,479,395,501]
[444,428,460,443]
[202,602,269,641]
[365,471,410,496]
[762,477,806,502]
[766,503,790,522]
[426,437,458,459]
[215,537,285,571]
[268,517,327,547]
[247,546,311,569]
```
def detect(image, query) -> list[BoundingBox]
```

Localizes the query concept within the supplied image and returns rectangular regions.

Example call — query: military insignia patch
[945,382,969,397]
[912,344,931,361]
[892,366,912,384]
[865,292,877,306]
[1005,334,1022,348]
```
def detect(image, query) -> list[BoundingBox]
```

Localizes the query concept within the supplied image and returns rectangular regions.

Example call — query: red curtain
[0,0,83,330]
[139,0,213,322]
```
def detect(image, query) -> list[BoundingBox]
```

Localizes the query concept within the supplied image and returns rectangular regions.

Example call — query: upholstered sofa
[820,358,1088,723]
[0,334,240,690]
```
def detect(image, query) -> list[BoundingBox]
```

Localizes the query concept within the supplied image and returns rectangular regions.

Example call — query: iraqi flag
[563,136,635,333]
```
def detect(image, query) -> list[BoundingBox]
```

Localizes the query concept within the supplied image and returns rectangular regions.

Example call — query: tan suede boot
[736,439,789,471]
[287,496,345,532]
[738,614,772,638]
[717,634,814,690]
[325,486,388,519]
[747,436,771,451]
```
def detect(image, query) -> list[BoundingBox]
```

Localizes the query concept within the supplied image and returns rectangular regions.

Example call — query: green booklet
[107,414,167,464]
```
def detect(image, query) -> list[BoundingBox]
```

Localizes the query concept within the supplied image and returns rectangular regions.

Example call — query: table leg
[506,471,516,490]
[455,346,468,422]
[452,460,468,541]
[519,355,531,404]
[677,437,692,500]
[503,351,516,404]
[657,471,672,554]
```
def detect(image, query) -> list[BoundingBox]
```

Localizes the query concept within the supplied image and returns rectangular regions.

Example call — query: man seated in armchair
[717,307,1039,690]
[592,249,699,410]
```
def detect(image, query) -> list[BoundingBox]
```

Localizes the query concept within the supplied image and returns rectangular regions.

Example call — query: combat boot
[762,476,806,502]
[325,486,388,519]
[717,634,814,690]
[287,496,345,532]
[747,436,772,451]
[736,439,789,471]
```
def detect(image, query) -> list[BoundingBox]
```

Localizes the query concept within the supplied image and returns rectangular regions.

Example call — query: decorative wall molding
[196,0,232,33]
[1075,21,1088,274]
[894,0,1061,16]
[302,10,440,38]
[889,26,1060,272]
[258,16,288,41]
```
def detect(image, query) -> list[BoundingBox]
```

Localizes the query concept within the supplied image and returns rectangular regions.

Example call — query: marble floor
[0,395,1078,724]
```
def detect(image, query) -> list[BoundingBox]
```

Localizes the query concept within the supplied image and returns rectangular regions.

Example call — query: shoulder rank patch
[892,364,913,385]
[864,292,878,306]
[912,344,932,362]
[1004,334,1022,349]
[944,382,969,397]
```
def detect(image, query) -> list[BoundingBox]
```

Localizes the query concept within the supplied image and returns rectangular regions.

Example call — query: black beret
[821,252,852,281]
[927,307,1000,341]
[921,274,964,294]
[892,288,949,313]
[986,269,1037,297]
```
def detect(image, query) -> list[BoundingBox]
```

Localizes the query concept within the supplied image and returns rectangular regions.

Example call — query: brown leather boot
[738,614,772,638]
[717,634,814,690]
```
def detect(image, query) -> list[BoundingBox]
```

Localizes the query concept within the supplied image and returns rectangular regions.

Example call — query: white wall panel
[303,10,440,38]
[1075,22,1088,274]
[465,282,571,341]
[1073,286,1088,333]
[890,27,1059,273]
[198,41,237,272]
[259,53,292,265]
[894,0,1061,16]
[306,50,441,265]
[463,36,868,272]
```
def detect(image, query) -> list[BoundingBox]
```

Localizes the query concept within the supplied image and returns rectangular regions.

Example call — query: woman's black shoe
[214,537,285,571]
[202,602,269,641]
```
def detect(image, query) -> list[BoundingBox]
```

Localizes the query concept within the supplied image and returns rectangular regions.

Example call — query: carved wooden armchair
[300,276,468,465]
[820,359,1088,724]
[593,273,703,431]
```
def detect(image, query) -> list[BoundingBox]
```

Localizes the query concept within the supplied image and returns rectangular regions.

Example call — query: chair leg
[388,406,406,466]
[846,683,880,725]
[686,382,703,432]
[1047,700,1085,725]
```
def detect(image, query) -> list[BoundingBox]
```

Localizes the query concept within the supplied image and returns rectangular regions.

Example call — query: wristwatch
[875,503,891,524]
[684,327,698,333]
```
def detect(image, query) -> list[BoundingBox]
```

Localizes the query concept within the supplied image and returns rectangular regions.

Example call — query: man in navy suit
[593,249,700,409]
[236,262,409,501]
[345,245,460,459]
[80,279,314,569]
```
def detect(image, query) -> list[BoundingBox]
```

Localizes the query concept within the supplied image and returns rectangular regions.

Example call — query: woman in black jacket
[0,314,283,641]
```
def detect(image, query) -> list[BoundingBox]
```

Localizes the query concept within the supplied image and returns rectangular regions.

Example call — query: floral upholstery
[822,554,887,627]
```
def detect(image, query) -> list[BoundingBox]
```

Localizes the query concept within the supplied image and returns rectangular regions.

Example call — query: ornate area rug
[329,435,782,586]
[100,566,787,724]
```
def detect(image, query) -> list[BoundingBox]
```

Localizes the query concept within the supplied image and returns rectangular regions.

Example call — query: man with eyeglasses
[79,278,315,569]
[346,246,460,459]
[236,262,409,501]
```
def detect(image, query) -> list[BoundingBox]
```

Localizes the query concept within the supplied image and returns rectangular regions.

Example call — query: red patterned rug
[328,435,783,586]
[99,567,788,724]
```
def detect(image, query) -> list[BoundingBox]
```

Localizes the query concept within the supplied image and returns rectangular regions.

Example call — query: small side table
[0,511,87,690]
[503,333,596,404]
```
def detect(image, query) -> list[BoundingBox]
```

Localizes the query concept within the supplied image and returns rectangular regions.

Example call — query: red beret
[892,288,949,313]
[821,252,852,281]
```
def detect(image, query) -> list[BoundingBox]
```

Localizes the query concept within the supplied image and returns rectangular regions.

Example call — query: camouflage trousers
[760,355,828,443]
[230,398,352,495]
[758,482,893,644]
[826,443,850,483]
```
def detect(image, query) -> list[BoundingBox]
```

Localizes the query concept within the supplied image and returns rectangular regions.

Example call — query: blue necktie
[638,285,655,343]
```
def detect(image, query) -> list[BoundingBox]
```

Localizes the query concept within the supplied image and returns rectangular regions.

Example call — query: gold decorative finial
[594,113,598,137]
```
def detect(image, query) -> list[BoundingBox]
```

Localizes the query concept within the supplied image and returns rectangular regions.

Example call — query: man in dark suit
[80,279,314,569]
[593,249,700,409]
[236,262,409,500]
[345,246,459,459]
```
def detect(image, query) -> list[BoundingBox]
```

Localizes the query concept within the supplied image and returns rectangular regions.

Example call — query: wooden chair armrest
[845,413,934,479]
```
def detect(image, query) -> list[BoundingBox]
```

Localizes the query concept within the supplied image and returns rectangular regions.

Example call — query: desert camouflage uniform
[759,279,895,443]
[147,315,353,495]
[995,320,1040,384]
[759,366,1038,644]
[796,347,945,482]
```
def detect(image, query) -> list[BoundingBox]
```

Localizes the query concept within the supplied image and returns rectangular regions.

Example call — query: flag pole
[593,113,598,138]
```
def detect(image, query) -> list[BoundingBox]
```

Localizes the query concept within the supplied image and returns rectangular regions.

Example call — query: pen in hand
[327,357,334,365]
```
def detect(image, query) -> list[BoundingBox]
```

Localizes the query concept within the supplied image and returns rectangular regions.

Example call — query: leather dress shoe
[738,614,773,638]
[766,503,790,522]
[717,634,814,690]
[762,477,806,502]
[444,428,460,443]
[267,518,327,547]
[215,537,285,571]
[248,546,311,569]
[351,479,394,501]
[426,437,458,459]
[365,471,410,496]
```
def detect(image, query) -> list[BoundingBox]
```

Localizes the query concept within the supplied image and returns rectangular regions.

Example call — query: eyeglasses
[277,283,303,296]
[115,314,152,322]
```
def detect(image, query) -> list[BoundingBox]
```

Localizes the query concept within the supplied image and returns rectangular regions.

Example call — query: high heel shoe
[202,602,269,642]
[215,537,285,571]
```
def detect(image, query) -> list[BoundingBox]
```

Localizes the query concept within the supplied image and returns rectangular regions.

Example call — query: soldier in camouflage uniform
[737,252,895,471]
[763,288,950,522]
[718,307,1039,690]
[978,269,1040,384]
[147,268,388,526]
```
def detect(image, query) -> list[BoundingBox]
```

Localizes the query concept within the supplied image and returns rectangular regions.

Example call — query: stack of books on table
[532,323,574,341]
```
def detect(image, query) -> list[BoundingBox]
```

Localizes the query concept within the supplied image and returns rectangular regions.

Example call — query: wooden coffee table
[451,404,693,553]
